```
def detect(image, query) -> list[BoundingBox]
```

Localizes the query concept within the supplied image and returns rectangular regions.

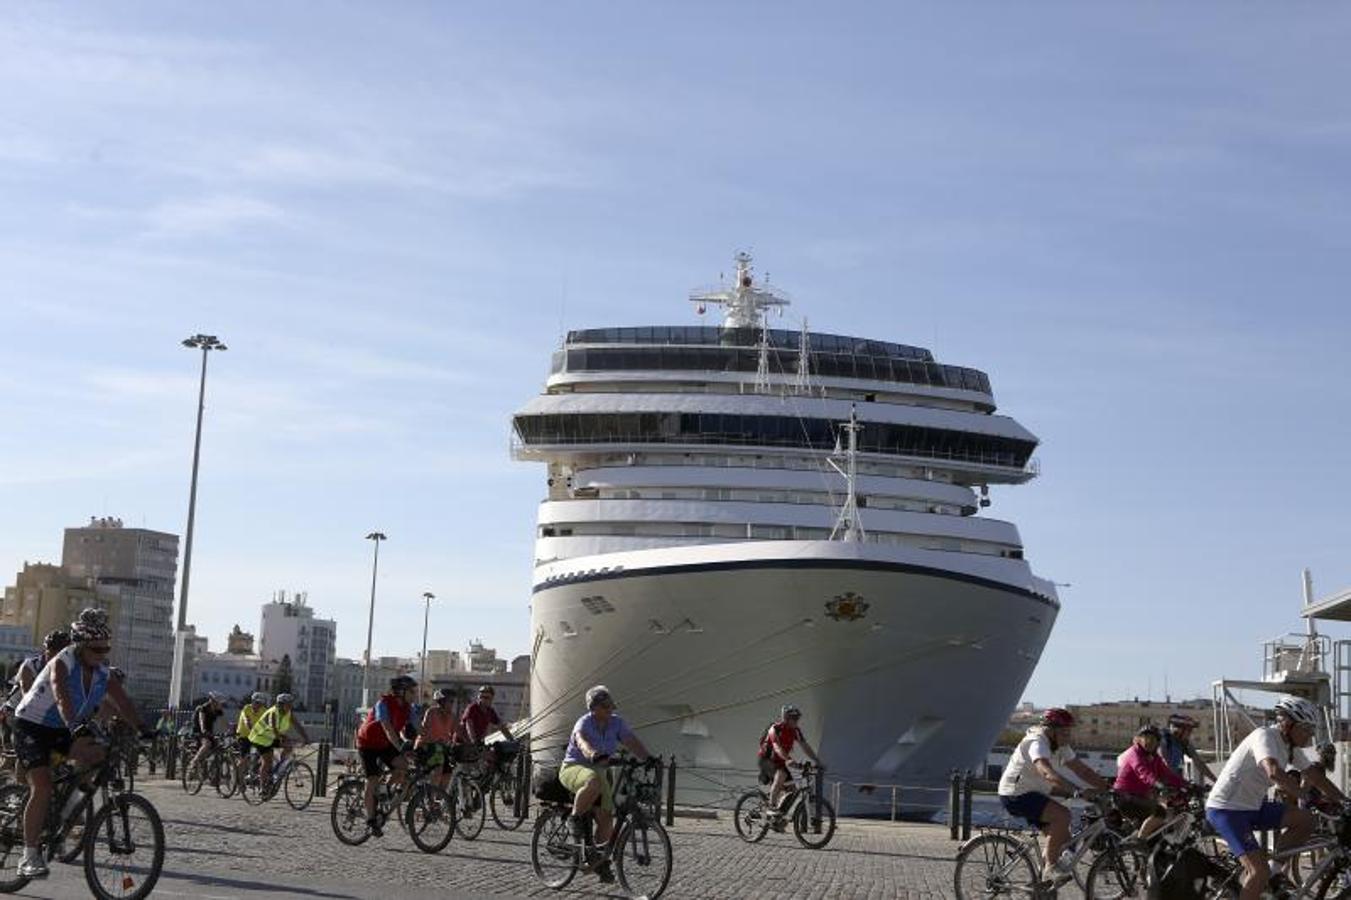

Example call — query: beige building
[227,625,255,655]
[429,655,531,726]
[1067,700,1220,753]
[1,562,110,644]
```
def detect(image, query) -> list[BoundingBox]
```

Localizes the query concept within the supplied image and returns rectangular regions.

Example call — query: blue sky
[2,4,1349,705]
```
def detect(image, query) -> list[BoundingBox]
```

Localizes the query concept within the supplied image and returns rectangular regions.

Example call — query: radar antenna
[689,252,791,330]
[828,406,865,542]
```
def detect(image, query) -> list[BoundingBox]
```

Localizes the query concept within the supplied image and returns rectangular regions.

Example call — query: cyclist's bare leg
[22,765,51,847]
[258,749,274,786]
[769,767,790,812]
[1237,849,1270,900]
[572,770,602,820]
[594,808,615,846]
[188,737,211,774]
[1040,800,1071,873]
[363,775,380,819]
[1138,809,1167,840]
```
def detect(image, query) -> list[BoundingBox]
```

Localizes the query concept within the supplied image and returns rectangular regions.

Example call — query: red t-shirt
[356,694,410,751]
[766,723,802,760]
[457,702,501,744]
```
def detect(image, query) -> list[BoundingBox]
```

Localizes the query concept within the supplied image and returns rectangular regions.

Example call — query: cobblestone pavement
[9,778,1090,899]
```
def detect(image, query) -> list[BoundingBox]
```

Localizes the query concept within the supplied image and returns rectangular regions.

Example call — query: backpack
[531,766,572,806]
[757,723,778,761]
[1149,844,1230,900]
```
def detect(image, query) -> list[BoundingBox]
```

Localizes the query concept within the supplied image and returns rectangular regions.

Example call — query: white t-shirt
[1206,725,1317,811]
[999,729,1078,797]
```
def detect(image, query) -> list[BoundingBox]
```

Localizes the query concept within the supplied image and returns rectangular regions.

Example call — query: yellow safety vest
[236,704,263,738]
[248,705,292,745]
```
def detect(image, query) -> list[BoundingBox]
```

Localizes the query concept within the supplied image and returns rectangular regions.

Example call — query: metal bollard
[813,765,824,834]
[315,741,330,797]
[654,756,665,824]
[513,746,529,820]
[948,769,960,840]
[961,770,974,841]
[165,734,178,781]
[665,756,676,828]
[890,785,898,822]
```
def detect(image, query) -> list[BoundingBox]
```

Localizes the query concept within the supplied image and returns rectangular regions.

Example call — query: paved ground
[8,776,1066,899]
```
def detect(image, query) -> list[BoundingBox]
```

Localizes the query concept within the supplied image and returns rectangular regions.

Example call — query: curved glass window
[514,412,1033,468]
[566,326,933,361]
[559,347,990,393]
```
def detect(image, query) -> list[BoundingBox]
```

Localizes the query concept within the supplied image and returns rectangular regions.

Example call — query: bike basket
[494,740,522,761]
[532,766,572,805]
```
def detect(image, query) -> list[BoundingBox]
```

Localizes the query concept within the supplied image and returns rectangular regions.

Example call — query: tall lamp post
[361,532,387,708]
[419,592,435,697]
[170,333,227,709]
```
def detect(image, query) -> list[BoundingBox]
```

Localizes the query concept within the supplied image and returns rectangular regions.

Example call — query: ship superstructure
[514,254,1059,804]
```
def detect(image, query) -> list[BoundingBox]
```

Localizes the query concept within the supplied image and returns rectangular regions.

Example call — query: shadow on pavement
[159,869,360,898]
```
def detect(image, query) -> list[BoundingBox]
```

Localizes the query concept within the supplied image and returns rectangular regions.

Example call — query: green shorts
[559,762,614,813]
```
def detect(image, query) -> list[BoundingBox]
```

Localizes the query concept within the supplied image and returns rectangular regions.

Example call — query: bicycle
[456,740,527,832]
[0,721,165,900]
[530,756,673,899]
[329,747,455,854]
[443,745,488,840]
[733,760,837,849]
[181,737,236,799]
[239,742,315,810]
[953,791,1134,899]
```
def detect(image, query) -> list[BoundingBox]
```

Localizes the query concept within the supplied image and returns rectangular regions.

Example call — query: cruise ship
[513,254,1059,807]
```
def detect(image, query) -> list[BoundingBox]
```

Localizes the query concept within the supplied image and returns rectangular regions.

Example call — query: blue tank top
[15,645,110,729]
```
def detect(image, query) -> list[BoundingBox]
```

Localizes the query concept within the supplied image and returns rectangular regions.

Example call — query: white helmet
[1274,695,1319,727]
[207,692,224,703]
[251,692,269,705]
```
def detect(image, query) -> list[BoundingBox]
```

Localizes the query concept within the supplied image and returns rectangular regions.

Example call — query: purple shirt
[563,712,634,764]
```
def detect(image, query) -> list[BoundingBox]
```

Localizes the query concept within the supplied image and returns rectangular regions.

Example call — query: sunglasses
[86,645,111,655]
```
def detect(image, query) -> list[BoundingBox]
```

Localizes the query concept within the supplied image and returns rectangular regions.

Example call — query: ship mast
[829,406,866,542]
[690,252,791,394]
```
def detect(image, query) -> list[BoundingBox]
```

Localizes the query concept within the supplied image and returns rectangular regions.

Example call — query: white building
[257,592,337,713]
[192,652,264,705]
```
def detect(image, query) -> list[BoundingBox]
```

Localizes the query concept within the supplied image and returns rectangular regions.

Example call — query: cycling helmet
[275,693,294,705]
[207,692,224,703]
[1274,695,1320,727]
[477,684,495,696]
[43,629,70,653]
[585,685,613,710]
[1136,724,1161,739]
[1041,708,1075,728]
[781,704,802,720]
[1167,713,1199,729]
[389,675,417,692]
[70,608,111,644]
[250,692,269,705]
[432,688,452,703]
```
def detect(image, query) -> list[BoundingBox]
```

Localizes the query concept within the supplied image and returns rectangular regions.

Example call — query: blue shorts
[1205,801,1287,857]
[1000,792,1050,826]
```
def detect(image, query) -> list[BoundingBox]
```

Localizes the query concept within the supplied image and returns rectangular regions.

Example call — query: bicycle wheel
[406,783,454,854]
[530,806,579,889]
[214,755,237,799]
[180,755,204,796]
[452,776,485,841]
[330,779,372,846]
[1085,845,1148,899]
[615,816,673,900]
[733,790,771,843]
[83,793,165,900]
[1315,860,1351,899]
[284,762,314,811]
[792,793,837,849]
[490,775,527,831]
[953,832,1040,900]
[0,784,31,893]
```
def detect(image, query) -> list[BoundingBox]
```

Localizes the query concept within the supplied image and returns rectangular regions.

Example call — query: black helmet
[389,675,417,692]
[43,629,70,653]
[1136,724,1161,739]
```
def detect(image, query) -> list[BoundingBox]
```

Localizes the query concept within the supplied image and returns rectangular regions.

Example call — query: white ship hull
[528,540,1058,813]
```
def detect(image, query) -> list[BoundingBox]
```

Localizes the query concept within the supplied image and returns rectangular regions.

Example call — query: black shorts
[235,736,253,755]
[249,738,282,756]
[359,746,399,777]
[13,719,72,770]
[758,756,792,786]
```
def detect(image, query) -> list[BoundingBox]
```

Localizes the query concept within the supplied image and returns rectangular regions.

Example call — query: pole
[361,534,384,708]
[179,347,209,633]
[961,770,974,841]
[949,769,960,840]
[419,592,434,692]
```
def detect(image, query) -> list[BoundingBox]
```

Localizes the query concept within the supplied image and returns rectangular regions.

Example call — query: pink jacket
[1114,743,1187,796]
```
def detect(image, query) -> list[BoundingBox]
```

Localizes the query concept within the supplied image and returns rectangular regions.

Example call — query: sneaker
[596,861,615,884]
[16,855,48,878]
[367,817,383,838]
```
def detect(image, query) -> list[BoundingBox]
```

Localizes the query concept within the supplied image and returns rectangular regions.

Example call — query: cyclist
[415,688,455,789]
[355,675,417,836]
[235,692,268,784]
[5,631,71,781]
[186,692,226,779]
[1160,713,1217,783]
[248,692,310,794]
[560,685,649,883]
[758,705,822,829]
[1205,695,1346,900]
[997,708,1111,885]
[11,608,146,878]
[457,684,514,771]
[1114,724,1189,841]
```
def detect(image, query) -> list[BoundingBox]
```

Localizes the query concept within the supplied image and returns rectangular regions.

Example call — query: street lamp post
[361,532,387,708]
[170,333,226,709]
[419,592,435,696]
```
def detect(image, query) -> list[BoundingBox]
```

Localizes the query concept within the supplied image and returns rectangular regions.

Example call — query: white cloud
[143,194,286,238]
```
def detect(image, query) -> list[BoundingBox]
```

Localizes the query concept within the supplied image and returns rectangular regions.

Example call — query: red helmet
[1041,708,1075,728]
